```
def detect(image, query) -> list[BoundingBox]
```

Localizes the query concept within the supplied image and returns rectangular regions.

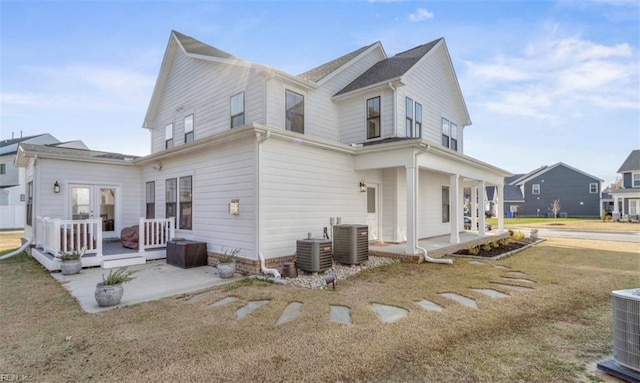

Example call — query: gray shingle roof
[172,30,237,60]
[503,184,524,201]
[19,143,138,162]
[297,43,377,83]
[0,134,46,149]
[617,149,640,173]
[335,38,442,97]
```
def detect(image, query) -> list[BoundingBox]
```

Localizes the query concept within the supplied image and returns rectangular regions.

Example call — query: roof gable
[172,31,237,60]
[297,42,382,83]
[15,143,138,167]
[617,149,640,173]
[515,162,603,185]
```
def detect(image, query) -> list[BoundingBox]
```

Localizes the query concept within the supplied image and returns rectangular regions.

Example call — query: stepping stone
[468,261,486,266]
[330,305,352,325]
[490,283,534,292]
[494,265,510,269]
[500,277,535,284]
[371,303,409,323]
[236,300,270,319]
[186,290,216,304]
[439,293,478,309]
[506,271,528,278]
[211,296,238,307]
[276,302,303,325]
[415,299,444,313]
[471,288,510,298]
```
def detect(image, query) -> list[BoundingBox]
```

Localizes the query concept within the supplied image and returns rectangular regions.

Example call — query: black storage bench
[166,240,207,269]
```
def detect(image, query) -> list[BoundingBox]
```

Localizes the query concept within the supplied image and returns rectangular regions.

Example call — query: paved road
[510,227,640,243]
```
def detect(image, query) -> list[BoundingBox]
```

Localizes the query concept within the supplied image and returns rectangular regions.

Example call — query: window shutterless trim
[230,92,245,128]
[366,96,381,139]
[285,89,304,134]
[184,114,194,143]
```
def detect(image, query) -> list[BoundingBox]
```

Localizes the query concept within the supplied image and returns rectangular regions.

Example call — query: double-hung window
[165,123,173,149]
[414,103,422,138]
[26,181,33,225]
[145,181,155,219]
[0,163,5,174]
[633,173,640,188]
[179,176,192,230]
[589,183,598,194]
[285,90,304,134]
[184,114,194,143]
[165,178,177,219]
[450,123,458,151]
[441,118,450,147]
[367,97,381,139]
[230,92,245,128]
[405,97,414,138]
[532,184,540,195]
[442,186,450,223]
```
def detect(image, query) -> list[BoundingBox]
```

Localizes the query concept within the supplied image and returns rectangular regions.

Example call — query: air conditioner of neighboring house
[332,224,368,265]
[296,238,332,273]
[612,289,640,373]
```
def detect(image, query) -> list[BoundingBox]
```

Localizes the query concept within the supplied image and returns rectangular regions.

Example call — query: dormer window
[367,97,381,139]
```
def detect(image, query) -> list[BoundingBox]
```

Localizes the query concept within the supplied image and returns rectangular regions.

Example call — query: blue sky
[1,0,638,186]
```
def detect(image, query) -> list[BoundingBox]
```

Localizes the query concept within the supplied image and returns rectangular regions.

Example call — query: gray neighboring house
[610,149,640,220]
[497,163,602,218]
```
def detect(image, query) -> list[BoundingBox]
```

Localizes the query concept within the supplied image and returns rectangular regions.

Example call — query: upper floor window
[146,181,155,219]
[285,90,304,134]
[532,184,540,194]
[633,173,640,188]
[405,97,414,138]
[450,123,458,151]
[184,114,194,143]
[230,92,245,128]
[415,103,422,138]
[441,118,450,147]
[589,183,598,194]
[0,163,5,174]
[165,123,173,149]
[367,97,381,139]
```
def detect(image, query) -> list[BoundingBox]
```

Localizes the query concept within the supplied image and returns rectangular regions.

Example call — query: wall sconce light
[53,181,60,194]
[359,181,367,192]
[151,162,163,171]
[228,199,240,215]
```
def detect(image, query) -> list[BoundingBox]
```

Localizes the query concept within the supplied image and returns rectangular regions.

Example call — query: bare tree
[549,199,561,222]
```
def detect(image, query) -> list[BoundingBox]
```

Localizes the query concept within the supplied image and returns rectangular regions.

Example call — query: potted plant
[56,246,87,275]
[217,248,239,278]
[95,268,135,307]
[530,228,539,240]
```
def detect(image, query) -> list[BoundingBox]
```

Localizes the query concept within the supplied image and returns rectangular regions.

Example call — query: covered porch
[30,216,175,271]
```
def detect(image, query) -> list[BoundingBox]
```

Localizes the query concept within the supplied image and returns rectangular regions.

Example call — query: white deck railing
[138,217,175,252]
[37,217,103,256]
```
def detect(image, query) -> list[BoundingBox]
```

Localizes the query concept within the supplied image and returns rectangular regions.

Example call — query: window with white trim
[26,181,33,225]
[442,186,450,223]
[633,173,640,188]
[415,102,422,138]
[166,178,177,219]
[405,97,413,138]
[0,163,5,174]
[146,181,155,219]
[441,118,450,147]
[184,114,194,143]
[367,97,381,139]
[165,123,173,149]
[179,176,192,230]
[450,123,458,151]
[285,90,304,134]
[589,183,598,194]
[230,92,245,128]
[532,184,540,194]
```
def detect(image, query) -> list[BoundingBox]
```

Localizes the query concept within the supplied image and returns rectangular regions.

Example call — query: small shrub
[512,231,525,241]
[482,242,492,251]
[491,241,500,249]
[468,246,479,255]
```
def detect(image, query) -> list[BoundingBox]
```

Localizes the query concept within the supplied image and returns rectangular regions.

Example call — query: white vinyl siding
[339,88,393,144]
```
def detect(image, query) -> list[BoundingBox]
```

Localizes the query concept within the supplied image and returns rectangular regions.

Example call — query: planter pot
[95,283,124,307]
[60,259,82,275]
[217,262,236,278]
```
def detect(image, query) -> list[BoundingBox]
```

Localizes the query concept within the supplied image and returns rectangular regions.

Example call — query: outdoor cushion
[120,225,139,250]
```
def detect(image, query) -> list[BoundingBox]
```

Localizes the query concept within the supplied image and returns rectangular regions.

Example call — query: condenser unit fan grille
[612,289,640,373]
[333,224,369,265]
[296,239,333,273]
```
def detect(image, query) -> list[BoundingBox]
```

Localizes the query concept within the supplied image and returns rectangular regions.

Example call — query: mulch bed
[454,238,537,258]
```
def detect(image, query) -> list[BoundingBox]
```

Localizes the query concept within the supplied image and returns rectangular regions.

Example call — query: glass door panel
[71,186,92,220]
[100,188,116,233]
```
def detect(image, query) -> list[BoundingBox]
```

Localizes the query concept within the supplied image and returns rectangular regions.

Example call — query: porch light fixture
[228,199,240,215]
[359,181,367,192]
[53,181,60,194]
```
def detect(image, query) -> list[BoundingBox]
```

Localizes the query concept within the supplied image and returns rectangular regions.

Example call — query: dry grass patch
[1,236,638,382]
[0,231,23,252]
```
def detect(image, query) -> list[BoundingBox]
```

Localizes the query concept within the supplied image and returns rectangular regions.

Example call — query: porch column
[478,181,487,236]
[449,174,460,244]
[471,184,479,231]
[496,184,504,232]
[405,164,417,254]
[612,196,620,220]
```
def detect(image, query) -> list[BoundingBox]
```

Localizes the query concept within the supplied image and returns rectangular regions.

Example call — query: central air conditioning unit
[296,238,332,273]
[612,288,640,372]
[333,224,369,265]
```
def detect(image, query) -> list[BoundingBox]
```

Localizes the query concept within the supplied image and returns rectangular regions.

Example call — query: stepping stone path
[506,271,528,278]
[330,305,353,325]
[494,265,510,270]
[468,261,486,266]
[490,283,534,292]
[211,296,238,307]
[371,303,409,323]
[471,288,510,299]
[415,299,445,313]
[500,277,535,284]
[186,290,216,304]
[276,302,303,325]
[439,292,478,309]
[236,300,270,319]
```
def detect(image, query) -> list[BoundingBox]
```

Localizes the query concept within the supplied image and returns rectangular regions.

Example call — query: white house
[15,31,509,273]
[610,149,640,221]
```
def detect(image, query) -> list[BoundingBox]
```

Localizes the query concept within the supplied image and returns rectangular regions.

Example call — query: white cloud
[408,8,434,22]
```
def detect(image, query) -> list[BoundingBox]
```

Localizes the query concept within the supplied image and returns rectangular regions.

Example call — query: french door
[70,184,119,237]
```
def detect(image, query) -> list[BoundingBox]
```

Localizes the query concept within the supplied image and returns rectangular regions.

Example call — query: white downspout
[0,236,34,260]
[415,145,453,265]
[388,82,397,136]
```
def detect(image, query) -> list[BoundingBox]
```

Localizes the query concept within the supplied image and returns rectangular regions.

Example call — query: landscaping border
[451,238,546,261]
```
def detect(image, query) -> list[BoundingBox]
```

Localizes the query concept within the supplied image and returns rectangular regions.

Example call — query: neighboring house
[610,149,640,220]
[15,30,510,272]
[498,163,602,218]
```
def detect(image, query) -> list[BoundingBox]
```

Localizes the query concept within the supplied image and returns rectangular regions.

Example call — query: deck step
[101,256,146,269]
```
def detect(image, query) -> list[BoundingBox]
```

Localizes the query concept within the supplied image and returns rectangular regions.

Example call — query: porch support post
[449,174,460,244]
[496,184,504,232]
[405,164,417,254]
[612,196,619,220]
[478,181,486,236]
[471,185,479,232]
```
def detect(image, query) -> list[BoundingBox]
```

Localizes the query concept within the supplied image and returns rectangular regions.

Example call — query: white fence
[138,217,175,252]
[37,217,103,256]
[0,206,25,230]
